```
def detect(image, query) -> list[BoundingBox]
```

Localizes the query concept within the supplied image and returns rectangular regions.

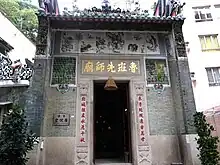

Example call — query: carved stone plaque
[53,113,70,126]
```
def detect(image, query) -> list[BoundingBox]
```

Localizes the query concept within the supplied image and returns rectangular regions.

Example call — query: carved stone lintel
[0,53,33,81]
[75,146,89,165]
[173,22,187,57]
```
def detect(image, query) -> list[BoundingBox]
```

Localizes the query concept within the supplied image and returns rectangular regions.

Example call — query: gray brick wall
[38,59,78,137]
[168,59,186,134]
[0,87,28,109]
[146,87,177,135]
[43,87,77,137]
[24,58,48,136]
[177,59,196,134]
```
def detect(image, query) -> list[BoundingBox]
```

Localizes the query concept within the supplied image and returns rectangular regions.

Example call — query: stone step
[95,162,132,165]
[95,159,132,165]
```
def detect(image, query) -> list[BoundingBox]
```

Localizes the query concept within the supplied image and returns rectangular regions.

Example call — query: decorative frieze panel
[51,57,76,85]
[82,59,140,75]
[60,31,161,55]
[173,22,187,57]
[145,59,169,85]
[126,33,160,54]
[60,32,79,53]
[75,146,89,165]
[36,16,48,55]
[138,145,151,165]
[0,53,33,82]
[164,34,173,58]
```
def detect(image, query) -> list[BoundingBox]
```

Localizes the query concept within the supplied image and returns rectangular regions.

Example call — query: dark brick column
[172,21,196,134]
[25,15,49,136]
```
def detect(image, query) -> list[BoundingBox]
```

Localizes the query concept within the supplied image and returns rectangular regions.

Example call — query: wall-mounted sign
[53,113,70,126]
[79,95,87,143]
[137,95,146,143]
[82,60,140,75]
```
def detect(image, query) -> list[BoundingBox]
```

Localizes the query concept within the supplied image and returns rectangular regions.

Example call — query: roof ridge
[36,8,185,22]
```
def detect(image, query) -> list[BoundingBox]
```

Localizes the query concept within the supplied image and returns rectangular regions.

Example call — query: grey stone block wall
[0,87,28,107]
[35,58,78,137]
[168,59,186,134]
[24,58,47,136]
[43,87,77,137]
[0,85,43,135]
[146,87,177,135]
[177,59,196,134]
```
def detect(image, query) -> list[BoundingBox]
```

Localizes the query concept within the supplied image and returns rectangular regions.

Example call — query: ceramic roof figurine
[36,0,185,23]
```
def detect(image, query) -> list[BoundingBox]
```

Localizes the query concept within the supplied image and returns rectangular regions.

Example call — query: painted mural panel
[96,32,109,54]
[145,33,160,54]
[60,32,79,53]
[59,31,160,55]
[125,32,145,54]
[145,59,169,84]
[79,32,96,53]
[106,32,125,54]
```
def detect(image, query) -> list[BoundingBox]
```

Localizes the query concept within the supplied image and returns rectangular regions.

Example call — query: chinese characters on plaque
[82,60,140,74]
[53,114,70,126]
[138,95,146,143]
[80,96,87,143]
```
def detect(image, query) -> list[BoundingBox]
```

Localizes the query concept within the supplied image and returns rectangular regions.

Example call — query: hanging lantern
[104,76,118,90]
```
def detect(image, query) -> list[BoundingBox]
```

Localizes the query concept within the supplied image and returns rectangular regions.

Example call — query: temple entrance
[94,81,132,163]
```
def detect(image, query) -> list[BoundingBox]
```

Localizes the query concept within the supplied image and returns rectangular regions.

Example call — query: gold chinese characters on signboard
[82,60,140,74]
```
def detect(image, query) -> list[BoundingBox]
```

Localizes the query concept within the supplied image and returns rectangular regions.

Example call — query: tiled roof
[0,37,14,52]
[37,7,185,23]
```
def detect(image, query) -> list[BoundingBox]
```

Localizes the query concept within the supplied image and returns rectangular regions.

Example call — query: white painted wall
[0,12,36,64]
[182,0,220,111]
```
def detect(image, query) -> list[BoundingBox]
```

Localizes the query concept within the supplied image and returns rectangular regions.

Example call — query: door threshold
[95,163,132,165]
[96,163,132,165]
[95,159,132,165]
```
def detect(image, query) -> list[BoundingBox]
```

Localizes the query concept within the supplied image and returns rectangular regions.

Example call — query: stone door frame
[75,79,152,165]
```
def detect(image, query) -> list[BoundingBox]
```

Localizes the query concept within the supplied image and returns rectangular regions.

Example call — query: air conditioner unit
[190,72,196,81]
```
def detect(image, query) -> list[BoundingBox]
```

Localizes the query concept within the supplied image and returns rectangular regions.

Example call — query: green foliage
[193,112,220,165]
[0,104,38,165]
[0,0,38,43]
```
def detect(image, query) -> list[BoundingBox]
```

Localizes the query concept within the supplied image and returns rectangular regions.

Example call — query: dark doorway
[94,81,132,163]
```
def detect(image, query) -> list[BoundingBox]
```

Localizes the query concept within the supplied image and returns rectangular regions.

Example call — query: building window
[206,67,220,86]
[193,6,213,22]
[199,35,220,51]
[51,57,77,85]
[214,4,220,19]
[145,59,169,85]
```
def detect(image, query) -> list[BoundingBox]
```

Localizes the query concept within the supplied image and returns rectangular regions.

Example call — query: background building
[182,0,220,112]
[0,11,36,64]
[0,11,34,129]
